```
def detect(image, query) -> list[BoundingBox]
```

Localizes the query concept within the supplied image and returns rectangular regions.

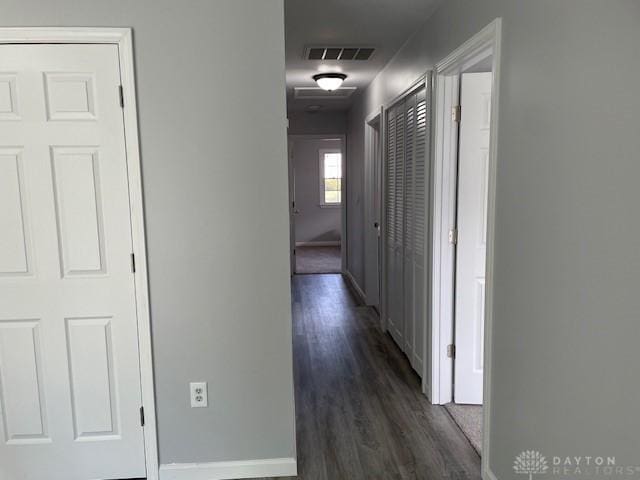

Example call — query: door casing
[0,27,159,480]
[364,110,382,310]
[429,19,502,473]
[287,134,347,274]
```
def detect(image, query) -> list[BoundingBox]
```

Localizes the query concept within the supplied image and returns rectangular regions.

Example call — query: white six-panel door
[454,72,492,405]
[0,44,146,479]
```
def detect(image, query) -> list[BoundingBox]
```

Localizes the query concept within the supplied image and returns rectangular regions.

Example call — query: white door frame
[287,134,347,273]
[428,17,501,471]
[364,109,383,310]
[0,27,159,480]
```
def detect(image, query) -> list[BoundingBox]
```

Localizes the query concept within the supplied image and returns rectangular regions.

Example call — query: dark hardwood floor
[264,274,480,480]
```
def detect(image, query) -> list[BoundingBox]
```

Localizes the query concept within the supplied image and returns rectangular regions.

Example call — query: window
[319,149,342,206]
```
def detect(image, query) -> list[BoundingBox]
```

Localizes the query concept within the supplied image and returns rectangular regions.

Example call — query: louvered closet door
[389,102,405,347]
[385,104,400,345]
[384,104,395,327]
[383,77,430,377]
[403,94,416,359]
[409,84,429,374]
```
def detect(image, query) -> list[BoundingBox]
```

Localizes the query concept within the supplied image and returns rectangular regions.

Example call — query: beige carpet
[295,246,341,274]
[445,403,483,454]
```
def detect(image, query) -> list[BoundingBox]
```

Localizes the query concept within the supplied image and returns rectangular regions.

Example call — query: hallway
[273,274,481,479]
[295,246,341,274]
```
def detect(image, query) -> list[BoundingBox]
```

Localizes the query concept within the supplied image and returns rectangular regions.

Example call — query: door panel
[454,72,492,405]
[385,106,399,342]
[388,103,405,346]
[0,148,32,275]
[410,87,428,373]
[0,44,146,480]
[403,95,415,359]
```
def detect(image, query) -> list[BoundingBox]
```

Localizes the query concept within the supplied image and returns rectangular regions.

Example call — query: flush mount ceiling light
[313,73,347,91]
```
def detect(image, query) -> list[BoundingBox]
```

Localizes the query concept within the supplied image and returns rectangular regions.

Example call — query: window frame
[318,148,343,208]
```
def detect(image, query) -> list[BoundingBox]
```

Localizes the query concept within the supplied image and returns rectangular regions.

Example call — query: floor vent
[305,46,375,61]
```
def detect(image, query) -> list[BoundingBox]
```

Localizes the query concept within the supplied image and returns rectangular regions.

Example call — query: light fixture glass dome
[313,73,347,91]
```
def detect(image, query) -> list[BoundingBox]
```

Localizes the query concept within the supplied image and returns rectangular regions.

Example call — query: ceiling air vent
[304,46,375,61]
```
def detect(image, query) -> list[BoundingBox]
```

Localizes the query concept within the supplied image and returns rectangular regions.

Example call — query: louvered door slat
[394,103,405,249]
[386,108,396,244]
[404,97,415,251]
[414,88,428,253]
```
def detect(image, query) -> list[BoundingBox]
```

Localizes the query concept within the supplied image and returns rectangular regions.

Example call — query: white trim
[428,19,502,479]
[159,457,297,480]
[386,74,427,111]
[295,240,341,247]
[364,110,382,309]
[484,467,500,480]
[318,147,343,206]
[430,72,460,405]
[343,270,367,305]
[0,27,159,480]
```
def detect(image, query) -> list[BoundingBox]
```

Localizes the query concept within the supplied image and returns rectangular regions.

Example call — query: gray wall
[288,110,347,136]
[290,137,342,244]
[348,1,640,477]
[1,0,295,466]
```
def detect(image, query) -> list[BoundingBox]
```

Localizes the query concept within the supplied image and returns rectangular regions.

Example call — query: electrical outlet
[190,382,208,408]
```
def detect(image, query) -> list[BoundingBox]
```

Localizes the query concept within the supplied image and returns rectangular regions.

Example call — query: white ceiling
[285,0,441,113]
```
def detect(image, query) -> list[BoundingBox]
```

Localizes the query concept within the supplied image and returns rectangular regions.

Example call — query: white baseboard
[295,240,341,247]
[343,269,366,304]
[159,457,297,480]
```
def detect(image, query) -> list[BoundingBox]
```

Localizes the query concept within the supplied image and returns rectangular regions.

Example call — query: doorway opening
[288,134,346,275]
[446,67,493,454]
[429,19,502,463]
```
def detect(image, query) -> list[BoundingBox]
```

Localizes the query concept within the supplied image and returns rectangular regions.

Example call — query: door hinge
[447,344,456,359]
[293,248,296,255]
[118,85,124,108]
[452,105,461,123]
[140,406,145,427]
[130,253,136,273]
[448,228,458,245]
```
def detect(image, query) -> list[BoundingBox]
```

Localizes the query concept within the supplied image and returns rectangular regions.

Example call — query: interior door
[409,85,428,374]
[403,95,415,359]
[385,104,404,347]
[454,72,492,404]
[0,44,146,479]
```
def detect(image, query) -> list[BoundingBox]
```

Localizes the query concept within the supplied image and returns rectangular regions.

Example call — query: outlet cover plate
[190,382,208,408]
